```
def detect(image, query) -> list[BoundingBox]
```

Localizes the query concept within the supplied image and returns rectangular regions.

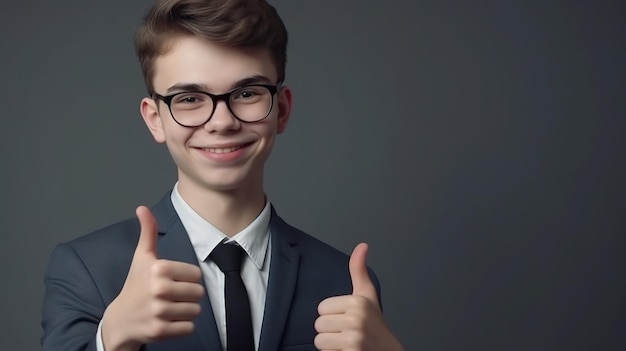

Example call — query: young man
[41,0,404,350]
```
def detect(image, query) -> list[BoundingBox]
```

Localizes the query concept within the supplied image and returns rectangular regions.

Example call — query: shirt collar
[170,182,270,269]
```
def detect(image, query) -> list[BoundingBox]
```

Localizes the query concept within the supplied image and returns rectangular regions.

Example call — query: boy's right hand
[101,206,204,351]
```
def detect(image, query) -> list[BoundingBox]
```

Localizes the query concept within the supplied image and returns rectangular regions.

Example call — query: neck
[177,179,266,237]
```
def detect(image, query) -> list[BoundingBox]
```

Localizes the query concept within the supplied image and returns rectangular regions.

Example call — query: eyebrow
[165,74,274,94]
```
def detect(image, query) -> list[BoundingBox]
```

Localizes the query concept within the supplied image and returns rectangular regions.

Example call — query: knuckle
[146,320,168,339]
[150,300,168,318]
[313,333,325,349]
[317,298,330,314]
[313,316,323,332]
[185,303,202,320]
[189,265,202,280]
[191,283,205,299]
[350,295,368,308]
[151,260,170,276]
[189,303,202,317]
[180,321,195,335]
[345,330,366,347]
[345,314,364,330]
[151,280,169,298]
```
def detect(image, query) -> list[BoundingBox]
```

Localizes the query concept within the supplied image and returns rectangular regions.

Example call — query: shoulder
[60,216,140,259]
[53,192,174,262]
[46,216,140,283]
[48,215,140,265]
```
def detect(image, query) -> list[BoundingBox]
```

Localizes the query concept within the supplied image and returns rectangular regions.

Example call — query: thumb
[349,242,379,305]
[134,205,158,257]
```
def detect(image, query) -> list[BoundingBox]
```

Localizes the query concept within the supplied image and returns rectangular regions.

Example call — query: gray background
[1,0,625,350]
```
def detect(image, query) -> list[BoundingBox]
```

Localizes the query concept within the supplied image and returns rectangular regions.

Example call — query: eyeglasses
[152,84,279,127]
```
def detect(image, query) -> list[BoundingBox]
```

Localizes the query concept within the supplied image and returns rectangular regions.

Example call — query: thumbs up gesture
[101,206,205,351]
[314,243,404,351]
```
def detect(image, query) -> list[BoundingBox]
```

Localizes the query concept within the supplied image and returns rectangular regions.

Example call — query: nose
[203,100,241,133]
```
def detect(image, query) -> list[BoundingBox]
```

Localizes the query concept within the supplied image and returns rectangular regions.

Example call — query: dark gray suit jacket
[41,194,381,351]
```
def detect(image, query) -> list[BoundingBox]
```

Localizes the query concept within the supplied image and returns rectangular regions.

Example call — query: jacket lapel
[151,194,222,351]
[258,208,300,351]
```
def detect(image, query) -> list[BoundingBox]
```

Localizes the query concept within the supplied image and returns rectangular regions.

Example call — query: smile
[203,145,242,154]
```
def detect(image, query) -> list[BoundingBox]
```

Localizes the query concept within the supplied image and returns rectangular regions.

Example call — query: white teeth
[205,145,242,153]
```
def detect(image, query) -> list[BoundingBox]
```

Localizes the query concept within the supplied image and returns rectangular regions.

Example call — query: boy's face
[140,35,292,195]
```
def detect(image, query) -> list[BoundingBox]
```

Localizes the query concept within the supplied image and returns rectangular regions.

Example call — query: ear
[140,97,166,143]
[276,86,292,134]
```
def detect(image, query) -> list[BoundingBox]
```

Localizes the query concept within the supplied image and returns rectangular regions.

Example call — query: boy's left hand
[314,243,405,351]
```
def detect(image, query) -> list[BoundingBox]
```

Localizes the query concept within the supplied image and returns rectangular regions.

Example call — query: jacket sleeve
[41,242,103,351]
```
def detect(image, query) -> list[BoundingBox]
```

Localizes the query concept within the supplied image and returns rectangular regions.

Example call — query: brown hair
[134,0,288,94]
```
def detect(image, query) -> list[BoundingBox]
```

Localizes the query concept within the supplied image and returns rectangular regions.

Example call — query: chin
[179,163,263,194]
[200,174,257,193]
[204,182,244,192]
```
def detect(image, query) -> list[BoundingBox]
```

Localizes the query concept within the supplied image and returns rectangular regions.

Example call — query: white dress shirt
[96,183,271,351]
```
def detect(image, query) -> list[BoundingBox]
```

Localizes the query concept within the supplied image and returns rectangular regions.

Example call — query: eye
[181,96,198,103]
[236,90,258,99]
[172,93,205,105]
[232,86,267,102]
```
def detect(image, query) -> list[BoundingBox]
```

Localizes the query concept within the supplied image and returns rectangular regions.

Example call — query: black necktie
[210,243,255,351]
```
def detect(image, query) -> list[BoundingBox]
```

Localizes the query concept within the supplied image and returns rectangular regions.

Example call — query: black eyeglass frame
[152,84,280,127]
